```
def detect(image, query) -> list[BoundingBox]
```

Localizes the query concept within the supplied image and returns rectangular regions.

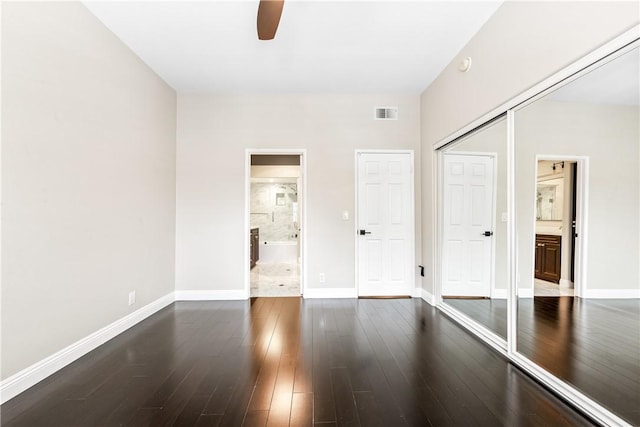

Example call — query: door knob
[359,229,372,235]
[482,231,493,237]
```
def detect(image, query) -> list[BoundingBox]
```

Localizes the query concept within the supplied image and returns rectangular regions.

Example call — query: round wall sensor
[459,57,472,72]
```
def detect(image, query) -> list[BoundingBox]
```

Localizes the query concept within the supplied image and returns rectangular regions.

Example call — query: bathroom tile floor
[250,262,300,297]
[534,278,574,296]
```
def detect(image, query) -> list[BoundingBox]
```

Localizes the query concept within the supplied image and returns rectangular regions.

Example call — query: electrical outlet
[128,291,136,306]
[501,212,508,222]
[319,273,326,283]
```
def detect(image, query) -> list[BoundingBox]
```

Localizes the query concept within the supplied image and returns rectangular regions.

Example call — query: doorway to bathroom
[532,158,584,297]
[245,150,305,297]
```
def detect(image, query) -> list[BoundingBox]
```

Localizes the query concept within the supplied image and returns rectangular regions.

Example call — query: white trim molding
[438,303,507,355]
[517,288,534,298]
[582,289,640,299]
[175,289,247,301]
[491,289,508,299]
[303,287,357,299]
[0,292,175,404]
[420,288,436,306]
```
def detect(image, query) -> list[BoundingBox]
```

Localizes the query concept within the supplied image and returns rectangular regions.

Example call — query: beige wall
[420,1,639,295]
[1,3,177,379]
[176,94,420,293]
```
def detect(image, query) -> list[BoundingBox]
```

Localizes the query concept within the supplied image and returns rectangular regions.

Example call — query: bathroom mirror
[536,178,563,220]
[439,116,508,339]
[514,45,640,424]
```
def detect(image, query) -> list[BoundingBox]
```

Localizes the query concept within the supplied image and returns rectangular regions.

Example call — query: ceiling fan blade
[257,0,285,40]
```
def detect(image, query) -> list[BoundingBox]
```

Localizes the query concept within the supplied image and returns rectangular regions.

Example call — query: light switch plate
[342,210,349,220]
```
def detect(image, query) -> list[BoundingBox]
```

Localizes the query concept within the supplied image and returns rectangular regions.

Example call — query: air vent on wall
[374,107,398,120]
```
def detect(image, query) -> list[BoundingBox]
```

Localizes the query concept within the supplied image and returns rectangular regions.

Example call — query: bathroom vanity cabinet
[534,234,561,283]
[250,228,259,269]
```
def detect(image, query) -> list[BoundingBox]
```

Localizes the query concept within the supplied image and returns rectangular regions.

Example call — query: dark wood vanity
[250,228,259,269]
[534,234,561,283]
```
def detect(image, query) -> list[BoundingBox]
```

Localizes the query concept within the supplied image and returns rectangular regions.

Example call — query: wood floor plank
[194,413,223,427]
[289,392,313,427]
[330,367,360,426]
[243,410,269,427]
[172,393,210,427]
[266,354,295,426]
[1,298,601,427]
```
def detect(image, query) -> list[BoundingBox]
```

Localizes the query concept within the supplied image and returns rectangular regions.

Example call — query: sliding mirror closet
[514,44,639,425]
[437,34,639,426]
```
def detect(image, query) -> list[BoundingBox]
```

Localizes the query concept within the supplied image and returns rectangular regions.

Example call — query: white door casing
[244,149,306,299]
[442,153,495,297]
[356,152,414,296]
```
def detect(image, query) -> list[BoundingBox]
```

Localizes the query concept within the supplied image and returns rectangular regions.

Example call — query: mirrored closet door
[436,34,639,426]
[514,45,640,425]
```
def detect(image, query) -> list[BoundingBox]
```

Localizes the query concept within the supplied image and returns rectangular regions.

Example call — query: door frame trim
[441,151,498,299]
[354,149,416,297]
[244,149,307,298]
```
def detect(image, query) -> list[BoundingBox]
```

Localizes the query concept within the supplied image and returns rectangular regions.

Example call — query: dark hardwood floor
[1,297,594,426]
[444,298,507,338]
[518,297,640,425]
[444,296,640,425]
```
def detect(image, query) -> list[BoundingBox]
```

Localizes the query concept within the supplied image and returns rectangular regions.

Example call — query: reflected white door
[357,152,413,296]
[442,154,495,297]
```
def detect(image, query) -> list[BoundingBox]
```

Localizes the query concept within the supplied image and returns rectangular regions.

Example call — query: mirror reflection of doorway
[533,159,578,297]
[249,154,302,297]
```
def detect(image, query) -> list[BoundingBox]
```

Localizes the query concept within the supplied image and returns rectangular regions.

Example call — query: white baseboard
[491,289,508,299]
[420,288,436,306]
[582,289,639,299]
[303,287,357,299]
[0,292,175,405]
[175,289,248,300]
[518,288,534,298]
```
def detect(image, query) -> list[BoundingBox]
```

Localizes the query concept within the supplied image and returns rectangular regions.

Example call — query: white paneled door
[442,153,495,297]
[357,152,413,296]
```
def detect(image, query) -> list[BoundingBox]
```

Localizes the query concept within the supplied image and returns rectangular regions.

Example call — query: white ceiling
[83,1,503,94]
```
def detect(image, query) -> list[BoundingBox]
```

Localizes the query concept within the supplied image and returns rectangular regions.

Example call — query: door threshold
[442,296,490,300]
[358,295,411,299]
